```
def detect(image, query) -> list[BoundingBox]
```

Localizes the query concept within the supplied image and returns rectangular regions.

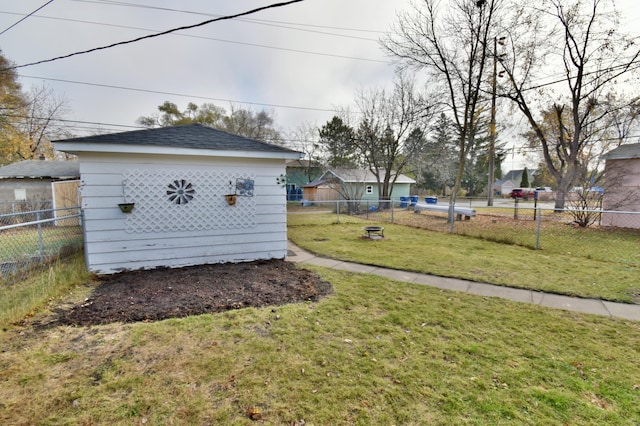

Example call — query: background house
[54,124,303,274]
[502,169,535,186]
[285,159,323,201]
[601,143,640,229]
[0,159,80,213]
[493,178,516,197]
[494,169,540,197]
[303,168,415,202]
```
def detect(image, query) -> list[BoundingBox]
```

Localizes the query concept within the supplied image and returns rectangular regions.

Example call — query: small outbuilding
[601,143,640,229]
[0,159,80,213]
[54,124,303,274]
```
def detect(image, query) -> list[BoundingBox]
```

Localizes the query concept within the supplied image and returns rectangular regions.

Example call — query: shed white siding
[79,152,289,274]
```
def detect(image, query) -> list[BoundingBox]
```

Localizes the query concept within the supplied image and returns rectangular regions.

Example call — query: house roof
[54,124,303,160]
[602,143,640,160]
[304,168,416,187]
[0,160,79,179]
[494,178,516,186]
[303,177,328,188]
[327,168,416,184]
[502,169,537,181]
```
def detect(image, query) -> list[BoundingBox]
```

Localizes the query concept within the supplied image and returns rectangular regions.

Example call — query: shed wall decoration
[122,169,257,233]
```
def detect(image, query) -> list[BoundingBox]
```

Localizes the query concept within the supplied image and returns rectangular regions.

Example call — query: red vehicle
[509,188,535,200]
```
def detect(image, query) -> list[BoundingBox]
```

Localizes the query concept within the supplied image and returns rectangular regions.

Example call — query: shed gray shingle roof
[0,160,79,179]
[54,123,301,155]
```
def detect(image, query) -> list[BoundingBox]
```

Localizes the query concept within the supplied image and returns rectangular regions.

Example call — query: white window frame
[366,185,373,194]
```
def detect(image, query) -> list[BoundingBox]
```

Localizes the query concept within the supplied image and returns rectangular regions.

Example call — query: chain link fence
[288,199,640,267]
[0,207,83,285]
[0,200,53,215]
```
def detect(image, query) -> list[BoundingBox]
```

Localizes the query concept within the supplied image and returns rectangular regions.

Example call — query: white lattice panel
[123,169,256,233]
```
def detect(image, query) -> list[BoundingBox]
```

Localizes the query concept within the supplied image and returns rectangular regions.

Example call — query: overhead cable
[0,0,55,36]
[20,75,340,113]
[0,12,386,63]
[4,0,306,70]
[69,0,385,34]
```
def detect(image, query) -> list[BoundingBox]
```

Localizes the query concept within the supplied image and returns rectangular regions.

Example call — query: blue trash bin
[425,196,438,204]
[399,196,409,208]
[409,196,419,206]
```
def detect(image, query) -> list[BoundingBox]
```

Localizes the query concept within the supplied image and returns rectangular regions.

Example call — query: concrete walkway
[286,241,640,322]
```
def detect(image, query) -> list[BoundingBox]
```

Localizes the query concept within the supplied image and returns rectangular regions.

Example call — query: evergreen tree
[407,113,457,195]
[318,116,357,168]
[520,167,530,188]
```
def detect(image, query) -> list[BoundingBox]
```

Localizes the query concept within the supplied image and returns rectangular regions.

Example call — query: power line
[0,12,387,63]
[0,0,54,36]
[4,114,144,131]
[4,0,307,71]
[20,75,342,113]
[506,59,640,94]
[69,0,386,35]
[8,113,321,146]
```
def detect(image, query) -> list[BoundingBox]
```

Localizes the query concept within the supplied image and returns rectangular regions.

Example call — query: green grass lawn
[1,264,639,425]
[1,215,638,424]
[287,213,639,303]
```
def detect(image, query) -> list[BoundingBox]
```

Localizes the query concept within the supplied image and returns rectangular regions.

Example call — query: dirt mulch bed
[54,259,332,327]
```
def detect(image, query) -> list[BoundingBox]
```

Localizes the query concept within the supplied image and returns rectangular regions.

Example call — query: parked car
[535,187,552,192]
[509,188,536,200]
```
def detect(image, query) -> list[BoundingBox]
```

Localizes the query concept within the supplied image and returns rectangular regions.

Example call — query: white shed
[54,124,303,274]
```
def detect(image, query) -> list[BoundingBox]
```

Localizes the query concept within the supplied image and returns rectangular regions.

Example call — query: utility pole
[488,36,505,207]
[488,36,498,207]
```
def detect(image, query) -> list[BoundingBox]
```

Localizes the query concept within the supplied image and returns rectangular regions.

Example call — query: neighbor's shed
[601,143,640,229]
[0,159,80,212]
[54,124,304,274]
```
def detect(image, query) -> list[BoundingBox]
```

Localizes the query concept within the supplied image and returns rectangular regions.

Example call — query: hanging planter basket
[118,203,135,213]
[224,194,237,206]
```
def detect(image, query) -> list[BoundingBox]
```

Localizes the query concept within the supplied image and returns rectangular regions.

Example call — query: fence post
[535,207,542,250]
[36,211,45,261]
[336,200,340,223]
[448,200,455,233]
[391,199,394,223]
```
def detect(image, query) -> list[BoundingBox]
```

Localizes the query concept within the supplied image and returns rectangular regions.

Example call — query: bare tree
[499,0,640,209]
[323,169,368,214]
[222,104,283,145]
[137,101,283,144]
[382,0,502,222]
[285,122,324,183]
[18,84,71,160]
[353,72,433,204]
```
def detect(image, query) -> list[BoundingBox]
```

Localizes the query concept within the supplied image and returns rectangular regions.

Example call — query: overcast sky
[1,0,639,166]
[1,0,409,142]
